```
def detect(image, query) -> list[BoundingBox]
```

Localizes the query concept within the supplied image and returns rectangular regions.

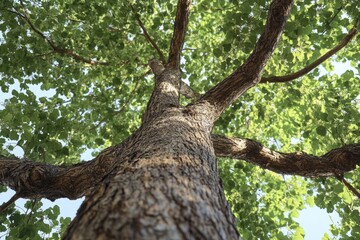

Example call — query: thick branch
[142,0,192,123]
[149,58,165,76]
[212,135,360,177]
[0,147,116,201]
[142,59,181,123]
[129,4,166,63]
[167,0,191,69]
[7,7,108,66]
[261,27,358,83]
[180,81,200,99]
[199,0,293,119]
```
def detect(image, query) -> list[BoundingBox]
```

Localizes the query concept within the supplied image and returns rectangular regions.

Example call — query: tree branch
[261,27,358,83]
[334,174,360,199]
[149,58,165,76]
[7,6,108,66]
[200,0,293,119]
[0,146,117,201]
[0,192,20,213]
[167,0,191,69]
[129,4,166,63]
[142,0,192,123]
[212,135,360,177]
[180,81,200,99]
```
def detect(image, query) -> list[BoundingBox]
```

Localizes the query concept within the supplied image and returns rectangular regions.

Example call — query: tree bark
[64,105,239,240]
[212,135,360,177]
[200,0,293,118]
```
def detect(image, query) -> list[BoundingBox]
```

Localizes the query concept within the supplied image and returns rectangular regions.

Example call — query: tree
[0,0,359,239]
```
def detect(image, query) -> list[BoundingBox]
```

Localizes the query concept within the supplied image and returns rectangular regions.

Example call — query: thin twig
[261,27,357,83]
[26,199,38,224]
[335,174,360,199]
[326,6,343,30]
[129,3,166,63]
[7,5,108,66]
[32,51,56,58]
[0,192,20,214]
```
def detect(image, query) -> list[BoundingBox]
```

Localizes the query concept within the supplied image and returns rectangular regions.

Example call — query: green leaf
[95,138,105,145]
[316,126,327,136]
[1,0,360,239]
[9,131,18,140]
[4,113,13,122]
[306,196,315,207]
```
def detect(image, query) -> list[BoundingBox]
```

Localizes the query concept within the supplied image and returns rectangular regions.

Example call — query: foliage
[219,159,308,239]
[0,0,359,239]
[0,199,70,240]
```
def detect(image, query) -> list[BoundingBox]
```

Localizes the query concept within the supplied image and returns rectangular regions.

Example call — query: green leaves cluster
[219,159,308,239]
[0,200,70,239]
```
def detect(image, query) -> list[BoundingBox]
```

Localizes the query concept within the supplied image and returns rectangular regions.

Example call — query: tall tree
[0,0,359,239]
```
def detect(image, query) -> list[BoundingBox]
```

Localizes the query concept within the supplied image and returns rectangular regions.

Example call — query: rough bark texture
[201,0,293,118]
[2,136,359,201]
[64,104,238,240]
[143,63,181,123]
[0,146,117,200]
[212,135,360,177]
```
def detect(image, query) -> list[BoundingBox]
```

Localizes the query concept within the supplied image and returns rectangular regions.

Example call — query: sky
[0,61,356,239]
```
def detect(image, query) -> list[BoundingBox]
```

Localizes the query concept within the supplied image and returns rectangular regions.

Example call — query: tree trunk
[63,105,239,239]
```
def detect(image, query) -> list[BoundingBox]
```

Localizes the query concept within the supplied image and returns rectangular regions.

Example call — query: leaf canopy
[0,0,359,239]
